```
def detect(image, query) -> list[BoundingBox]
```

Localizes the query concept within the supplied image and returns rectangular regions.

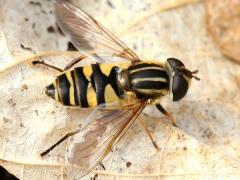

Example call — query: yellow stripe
[83,66,93,81]
[104,84,119,103]
[55,78,63,103]
[131,77,167,84]
[136,88,168,95]
[129,67,164,74]
[53,81,59,101]
[87,84,97,107]
[66,71,75,105]
[99,64,114,76]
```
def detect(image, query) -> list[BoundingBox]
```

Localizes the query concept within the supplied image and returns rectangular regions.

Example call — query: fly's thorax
[117,68,130,91]
[125,62,169,98]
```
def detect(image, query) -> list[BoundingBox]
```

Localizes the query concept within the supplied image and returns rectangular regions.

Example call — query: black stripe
[108,67,124,97]
[57,74,70,105]
[91,64,108,105]
[128,63,162,71]
[133,80,168,90]
[71,71,79,105]
[90,74,95,91]
[74,67,89,107]
[130,69,168,79]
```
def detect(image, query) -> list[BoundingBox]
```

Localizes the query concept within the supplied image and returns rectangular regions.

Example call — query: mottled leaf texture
[206,0,240,63]
[0,0,240,180]
[0,166,19,180]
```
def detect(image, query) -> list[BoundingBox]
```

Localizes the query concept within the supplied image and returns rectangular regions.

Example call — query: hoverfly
[33,0,200,178]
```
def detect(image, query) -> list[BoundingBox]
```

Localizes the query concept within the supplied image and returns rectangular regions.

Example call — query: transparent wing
[65,100,147,179]
[55,0,140,63]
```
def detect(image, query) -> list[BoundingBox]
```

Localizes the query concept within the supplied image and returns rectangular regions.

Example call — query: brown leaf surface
[206,0,240,63]
[0,0,240,179]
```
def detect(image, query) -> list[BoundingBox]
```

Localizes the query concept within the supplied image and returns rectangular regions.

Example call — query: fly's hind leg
[156,104,176,127]
[32,60,63,72]
[63,56,85,71]
[32,56,86,72]
[41,129,80,157]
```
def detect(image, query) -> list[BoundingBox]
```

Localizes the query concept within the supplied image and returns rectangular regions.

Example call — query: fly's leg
[32,60,63,72]
[63,56,85,71]
[156,104,176,127]
[41,129,80,157]
[32,56,86,72]
[138,117,160,151]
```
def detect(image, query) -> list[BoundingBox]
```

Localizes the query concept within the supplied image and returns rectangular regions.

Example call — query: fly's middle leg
[138,117,160,151]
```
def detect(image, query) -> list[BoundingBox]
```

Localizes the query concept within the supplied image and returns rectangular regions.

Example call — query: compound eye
[172,73,188,101]
[165,58,190,101]
[167,58,185,69]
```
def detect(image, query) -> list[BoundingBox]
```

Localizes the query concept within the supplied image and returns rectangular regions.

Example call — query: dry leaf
[206,0,240,63]
[0,0,240,180]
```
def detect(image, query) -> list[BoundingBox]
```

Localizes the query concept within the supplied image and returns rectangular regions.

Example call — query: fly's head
[165,58,200,101]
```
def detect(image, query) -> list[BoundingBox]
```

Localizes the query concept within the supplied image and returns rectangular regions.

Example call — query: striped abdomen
[46,64,124,107]
[128,62,169,97]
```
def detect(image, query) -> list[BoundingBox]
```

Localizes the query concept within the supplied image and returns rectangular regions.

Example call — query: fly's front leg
[156,104,176,127]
